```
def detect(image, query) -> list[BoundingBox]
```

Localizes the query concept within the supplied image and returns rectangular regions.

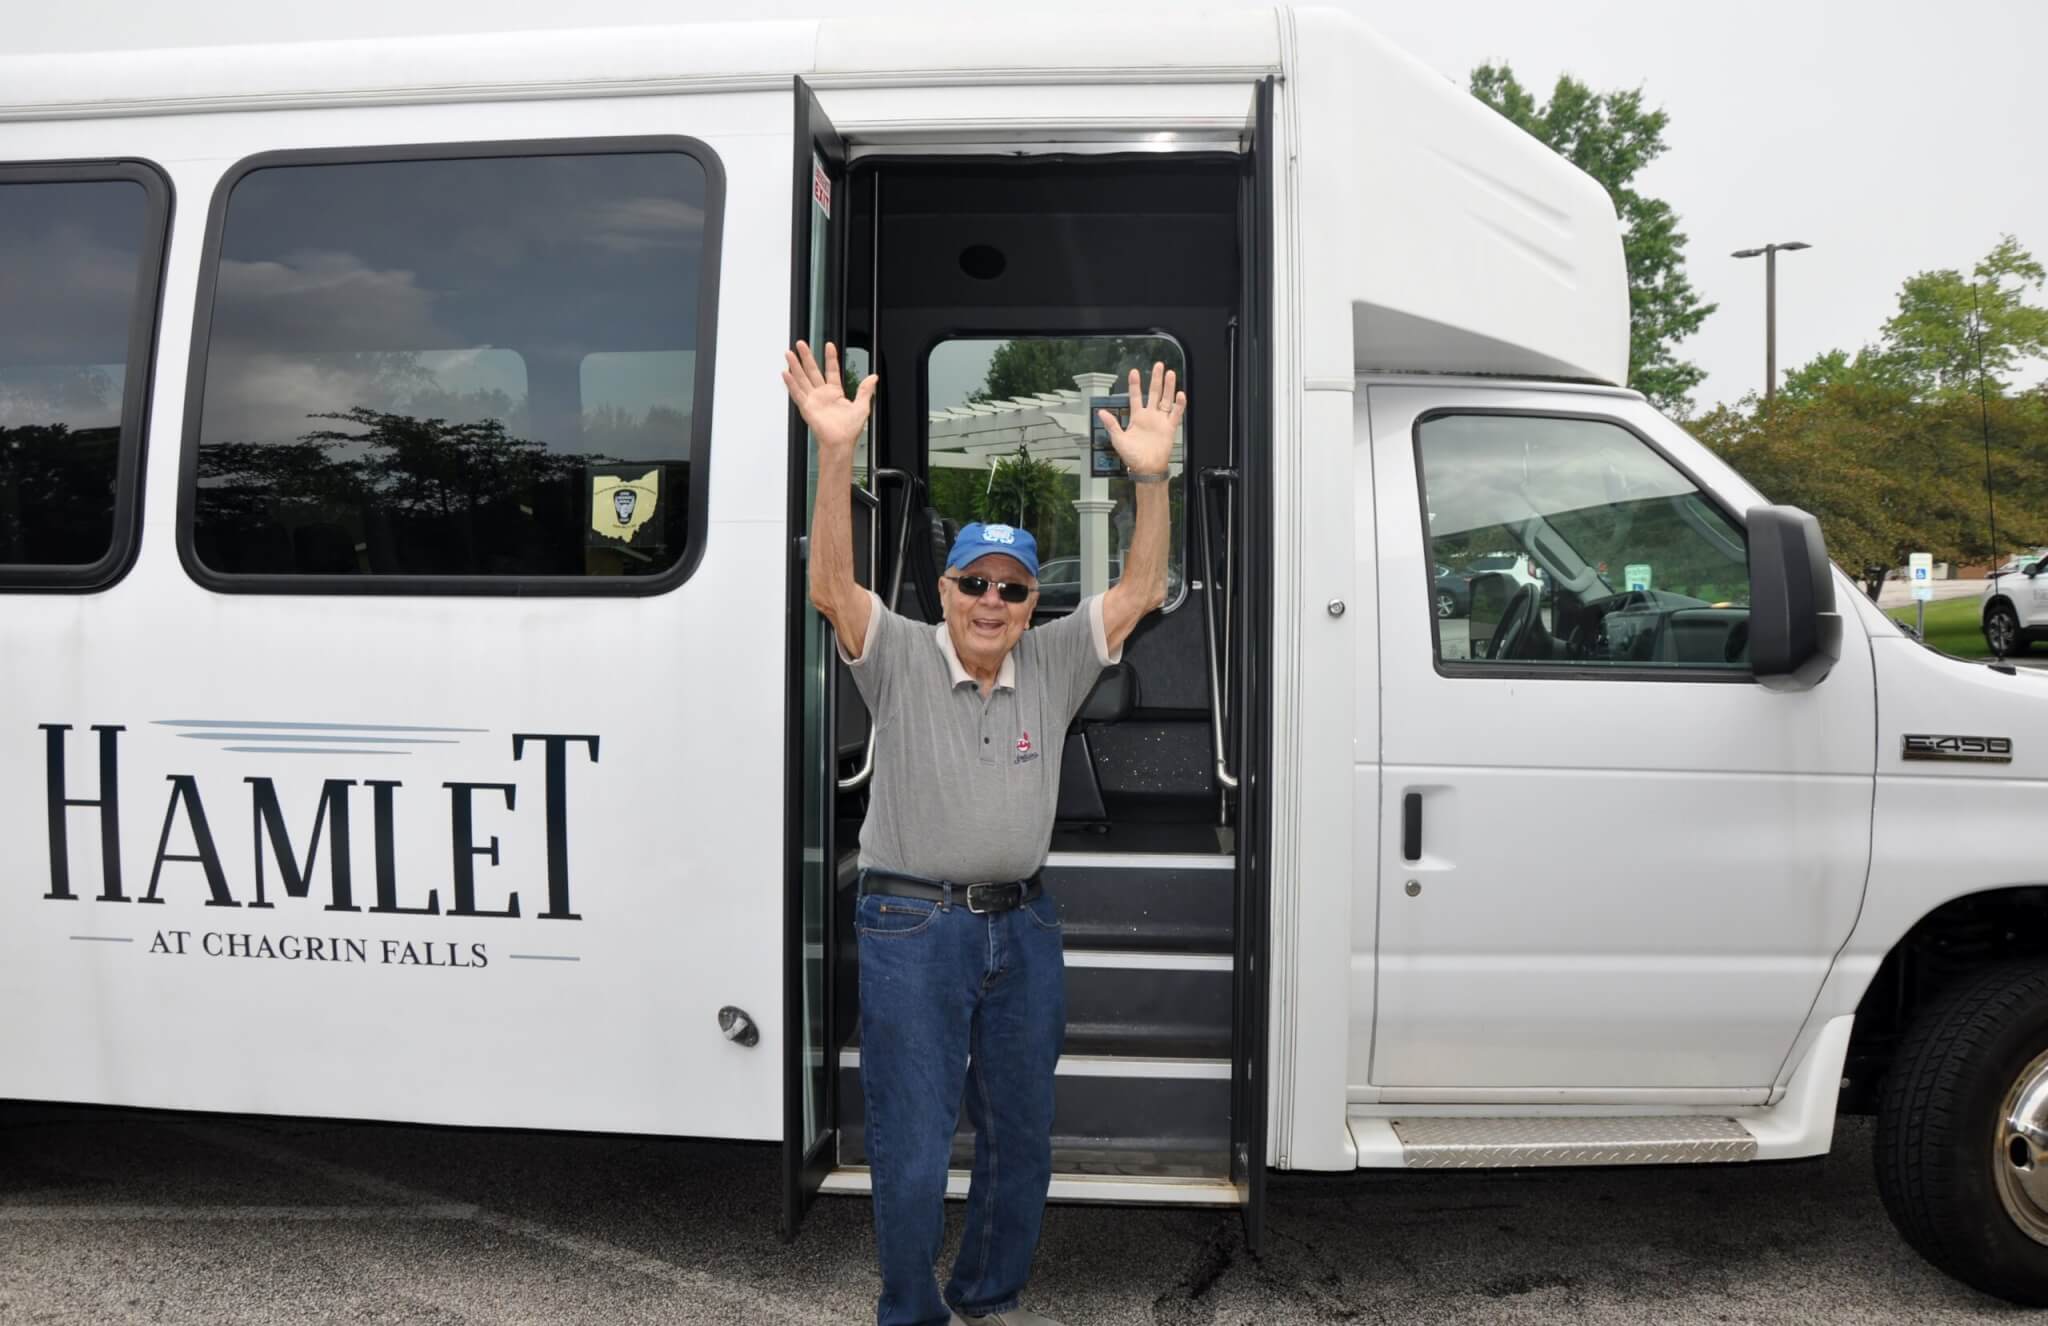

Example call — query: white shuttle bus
[6,7,2048,1304]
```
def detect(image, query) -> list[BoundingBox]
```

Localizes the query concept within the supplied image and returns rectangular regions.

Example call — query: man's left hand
[1097,362,1183,477]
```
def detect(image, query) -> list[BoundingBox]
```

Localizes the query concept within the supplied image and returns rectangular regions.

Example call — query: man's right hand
[783,340,877,455]
[789,339,877,660]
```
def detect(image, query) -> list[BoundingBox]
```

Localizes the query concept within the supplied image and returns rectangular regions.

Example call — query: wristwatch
[1130,470,1170,484]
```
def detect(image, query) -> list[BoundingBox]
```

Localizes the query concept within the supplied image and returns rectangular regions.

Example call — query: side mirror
[1746,505,1842,691]
[2027,560,2044,579]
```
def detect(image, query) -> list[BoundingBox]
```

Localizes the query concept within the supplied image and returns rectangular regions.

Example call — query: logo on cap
[984,524,1017,545]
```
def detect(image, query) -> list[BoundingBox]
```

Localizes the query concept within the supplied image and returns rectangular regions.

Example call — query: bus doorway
[785,82,1274,1238]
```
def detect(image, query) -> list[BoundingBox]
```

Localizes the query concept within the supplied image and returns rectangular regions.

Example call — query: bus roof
[0,12,1280,115]
[0,6,1627,387]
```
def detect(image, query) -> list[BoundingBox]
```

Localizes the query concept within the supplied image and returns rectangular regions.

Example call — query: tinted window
[0,171,163,581]
[188,144,719,586]
[1418,414,1750,672]
[926,335,1187,615]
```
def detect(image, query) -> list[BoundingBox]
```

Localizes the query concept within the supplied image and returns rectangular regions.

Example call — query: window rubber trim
[1410,404,1761,685]
[176,135,725,597]
[0,158,173,594]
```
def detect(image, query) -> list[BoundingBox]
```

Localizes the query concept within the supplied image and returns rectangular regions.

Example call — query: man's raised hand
[1096,361,1184,478]
[783,340,877,456]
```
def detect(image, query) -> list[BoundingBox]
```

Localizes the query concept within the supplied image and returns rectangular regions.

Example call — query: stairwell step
[1039,855,1235,953]
[835,1060,1229,1164]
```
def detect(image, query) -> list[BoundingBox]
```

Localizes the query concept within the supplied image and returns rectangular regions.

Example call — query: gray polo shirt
[839,591,1121,883]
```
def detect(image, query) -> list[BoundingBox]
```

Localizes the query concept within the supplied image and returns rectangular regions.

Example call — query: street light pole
[1732,240,1811,401]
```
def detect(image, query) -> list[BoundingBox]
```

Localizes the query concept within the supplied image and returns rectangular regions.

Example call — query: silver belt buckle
[966,882,1006,914]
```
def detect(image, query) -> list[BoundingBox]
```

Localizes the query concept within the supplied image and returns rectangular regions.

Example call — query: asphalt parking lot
[0,1102,2024,1324]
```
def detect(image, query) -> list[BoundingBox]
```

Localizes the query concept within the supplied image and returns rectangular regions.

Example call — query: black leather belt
[860,868,1043,915]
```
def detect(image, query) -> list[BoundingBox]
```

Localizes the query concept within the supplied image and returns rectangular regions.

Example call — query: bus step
[819,1165,1239,1207]
[835,1054,1228,1170]
[1390,1115,1758,1168]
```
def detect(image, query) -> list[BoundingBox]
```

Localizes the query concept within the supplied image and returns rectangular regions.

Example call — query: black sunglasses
[944,574,1034,604]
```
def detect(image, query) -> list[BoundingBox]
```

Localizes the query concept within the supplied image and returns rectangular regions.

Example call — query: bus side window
[0,164,170,588]
[183,139,725,593]
[1417,413,1752,674]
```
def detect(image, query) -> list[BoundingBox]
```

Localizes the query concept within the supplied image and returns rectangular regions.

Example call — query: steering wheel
[1488,583,1542,661]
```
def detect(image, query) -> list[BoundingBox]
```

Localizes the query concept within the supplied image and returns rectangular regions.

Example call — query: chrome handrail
[1197,466,1241,792]
[839,467,910,791]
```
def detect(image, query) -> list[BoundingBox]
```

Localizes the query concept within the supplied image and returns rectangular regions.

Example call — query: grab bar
[839,467,910,792]
[1196,466,1240,792]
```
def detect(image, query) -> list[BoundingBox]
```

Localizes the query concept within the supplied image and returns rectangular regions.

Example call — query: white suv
[1462,550,1543,593]
[1983,550,2048,655]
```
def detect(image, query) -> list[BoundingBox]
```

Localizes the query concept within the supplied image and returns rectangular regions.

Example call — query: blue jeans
[856,880,1066,1326]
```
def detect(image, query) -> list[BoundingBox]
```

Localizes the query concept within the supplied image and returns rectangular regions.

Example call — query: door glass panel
[797,154,834,1166]
[1417,414,1750,670]
[926,335,1186,614]
[843,345,871,487]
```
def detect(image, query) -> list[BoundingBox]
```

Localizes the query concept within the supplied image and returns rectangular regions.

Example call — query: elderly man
[783,341,1181,1326]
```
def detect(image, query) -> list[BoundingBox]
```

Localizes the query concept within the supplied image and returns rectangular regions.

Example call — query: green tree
[1876,235,2048,397]
[1783,238,2048,407]
[1698,384,2048,593]
[1775,348,1908,404]
[976,446,1070,532]
[1470,64,1715,414]
[1708,238,2048,594]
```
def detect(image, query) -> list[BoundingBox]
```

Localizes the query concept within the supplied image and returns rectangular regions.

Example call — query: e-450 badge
[1902,734,2014,763]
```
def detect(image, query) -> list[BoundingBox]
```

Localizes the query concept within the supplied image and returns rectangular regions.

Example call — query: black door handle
[1402,792,1422,862]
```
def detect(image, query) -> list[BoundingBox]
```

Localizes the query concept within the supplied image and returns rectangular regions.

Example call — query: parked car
[1433,562,1471,618]
[1035,556,1184,612]
[1983,551,2048,654]
[1463,549,1542,593]
[1989,548,2048,580]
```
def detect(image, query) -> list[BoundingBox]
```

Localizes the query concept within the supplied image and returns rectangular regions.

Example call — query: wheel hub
[1995,1049,2048,1244]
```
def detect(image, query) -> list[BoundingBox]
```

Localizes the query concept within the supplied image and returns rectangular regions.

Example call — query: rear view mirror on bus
[1746,504,1841,691]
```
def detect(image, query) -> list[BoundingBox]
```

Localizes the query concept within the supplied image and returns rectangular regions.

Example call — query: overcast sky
[15,1,2044,410]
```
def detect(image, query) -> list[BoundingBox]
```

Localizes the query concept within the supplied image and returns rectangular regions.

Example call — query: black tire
[1876,962,2048,1304]
[1985,602,2023,656]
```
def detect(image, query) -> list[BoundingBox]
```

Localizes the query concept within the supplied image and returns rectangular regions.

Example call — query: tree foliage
[1699,239,2048,587]
[1879,236,2048,397]
[976,447,1070,533]
[1470,64,1715,414]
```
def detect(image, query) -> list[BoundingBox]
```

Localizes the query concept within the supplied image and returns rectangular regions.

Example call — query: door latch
[718,1005,759,1048]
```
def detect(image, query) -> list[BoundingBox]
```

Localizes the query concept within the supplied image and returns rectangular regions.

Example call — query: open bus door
[1229,72,1277,1254]
[782,73,848,1242]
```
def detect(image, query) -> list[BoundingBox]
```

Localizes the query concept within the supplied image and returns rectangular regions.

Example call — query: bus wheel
[1877,963,2048,1305]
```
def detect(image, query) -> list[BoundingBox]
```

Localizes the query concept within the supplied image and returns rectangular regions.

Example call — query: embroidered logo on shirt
[1015,729,1038,764]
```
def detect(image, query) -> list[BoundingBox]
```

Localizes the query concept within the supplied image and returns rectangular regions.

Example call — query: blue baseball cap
[946,522,1039,579]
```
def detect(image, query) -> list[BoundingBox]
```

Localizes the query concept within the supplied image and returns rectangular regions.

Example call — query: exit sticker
[811,157,832,219]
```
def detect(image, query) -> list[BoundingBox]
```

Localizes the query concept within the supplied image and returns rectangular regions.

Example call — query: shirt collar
[933,621,1016,692]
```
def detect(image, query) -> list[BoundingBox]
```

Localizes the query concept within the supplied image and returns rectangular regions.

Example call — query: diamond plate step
[1391,1116,1758,1168]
